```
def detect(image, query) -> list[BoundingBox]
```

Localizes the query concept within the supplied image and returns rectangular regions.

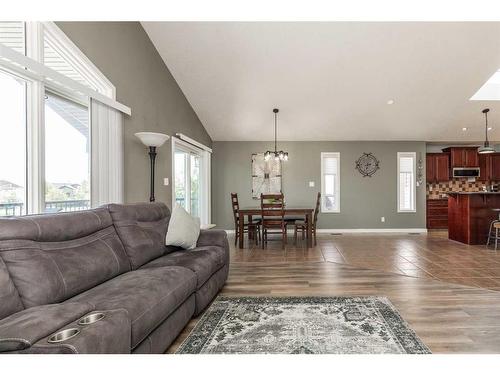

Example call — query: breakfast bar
[447,192,500,245]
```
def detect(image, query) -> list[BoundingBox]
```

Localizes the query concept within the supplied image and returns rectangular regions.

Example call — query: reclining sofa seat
[0,203,229,354]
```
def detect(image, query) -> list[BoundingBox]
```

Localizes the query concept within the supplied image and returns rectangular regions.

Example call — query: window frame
[397,151,417,213]
[0,22,118,215]
[320,152,341,213]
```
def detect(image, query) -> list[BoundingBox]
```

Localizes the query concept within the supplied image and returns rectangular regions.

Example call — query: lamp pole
[148,146,157,202]
[134,132,170,203]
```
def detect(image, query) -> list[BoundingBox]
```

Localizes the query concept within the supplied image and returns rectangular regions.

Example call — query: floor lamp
[135,132,170,202]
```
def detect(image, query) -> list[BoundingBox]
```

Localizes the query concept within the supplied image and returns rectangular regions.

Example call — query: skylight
[470,69,500,100]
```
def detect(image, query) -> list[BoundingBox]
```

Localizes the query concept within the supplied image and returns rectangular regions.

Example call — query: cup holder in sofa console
[78,312,105,326]
[48,328,80,343]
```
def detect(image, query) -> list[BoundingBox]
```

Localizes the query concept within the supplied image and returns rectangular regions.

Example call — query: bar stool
[487,220,500,250]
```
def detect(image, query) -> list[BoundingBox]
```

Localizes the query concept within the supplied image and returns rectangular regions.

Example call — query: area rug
[176,296,430,354]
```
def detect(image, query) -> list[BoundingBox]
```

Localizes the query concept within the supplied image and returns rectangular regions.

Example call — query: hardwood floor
[168,232,500,353]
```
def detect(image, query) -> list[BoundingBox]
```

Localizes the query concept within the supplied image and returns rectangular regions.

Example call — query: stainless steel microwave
[452,167,480,178]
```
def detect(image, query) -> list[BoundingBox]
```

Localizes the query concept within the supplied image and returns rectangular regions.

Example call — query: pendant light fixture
[478,108,495,154]
[264,108,288,161]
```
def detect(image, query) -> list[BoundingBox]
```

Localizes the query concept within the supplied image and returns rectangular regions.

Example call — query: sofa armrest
[18,308,131,354]
[0,302,93,352]
[196,229,228,249]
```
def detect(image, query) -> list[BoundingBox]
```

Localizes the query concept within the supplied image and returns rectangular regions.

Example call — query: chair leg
[313,228,317,246]
[487,222,492,247]
[294,226,297,245]
[496,228,499,251]
[262,228,265,249]
[282,225,286,249]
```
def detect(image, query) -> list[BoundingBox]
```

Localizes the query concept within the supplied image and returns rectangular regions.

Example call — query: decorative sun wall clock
[251,153,282,199]
[355,152,380,177]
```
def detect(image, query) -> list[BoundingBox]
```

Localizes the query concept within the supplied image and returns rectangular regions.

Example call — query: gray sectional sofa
[0,202,229,354]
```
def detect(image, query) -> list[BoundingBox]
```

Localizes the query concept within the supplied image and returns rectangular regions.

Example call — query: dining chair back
[231,192,260,246]
[293,192,321,246]
[260,193,286,249]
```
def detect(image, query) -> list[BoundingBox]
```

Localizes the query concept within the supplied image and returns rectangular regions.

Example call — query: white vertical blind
[398,152,416,212]
[90,99,124,207]
[321,152,340,213]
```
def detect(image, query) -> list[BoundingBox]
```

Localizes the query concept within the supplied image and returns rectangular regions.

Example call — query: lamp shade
[135,132,169,147]
[478,145,495,154]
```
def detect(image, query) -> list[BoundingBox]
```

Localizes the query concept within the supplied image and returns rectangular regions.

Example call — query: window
[398,152,416,212]
[0,70,27,216]
[321,152,340,213]
[0,22,124,216]
[172,136,211,226]
[44,92,90,212]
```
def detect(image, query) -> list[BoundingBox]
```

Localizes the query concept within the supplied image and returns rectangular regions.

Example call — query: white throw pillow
[165,204,201,249]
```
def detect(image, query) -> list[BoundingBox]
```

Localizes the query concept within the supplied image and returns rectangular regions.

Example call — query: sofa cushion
[0,258,24,320]
[141,246,226,288]
[165,204,200,249]
[107,203,172,269]
[0,209,130,307]
[69,266,196,348]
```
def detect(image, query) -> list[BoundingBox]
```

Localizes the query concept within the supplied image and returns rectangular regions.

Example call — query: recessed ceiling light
[387,99,395,105]
[488,127,493,131]
[462,127,468,131]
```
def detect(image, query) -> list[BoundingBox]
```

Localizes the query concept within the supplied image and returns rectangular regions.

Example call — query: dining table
[237,207,315,249]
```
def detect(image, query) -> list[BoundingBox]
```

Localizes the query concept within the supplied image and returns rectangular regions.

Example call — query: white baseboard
[224,228,428,234]
[316,228,428,234]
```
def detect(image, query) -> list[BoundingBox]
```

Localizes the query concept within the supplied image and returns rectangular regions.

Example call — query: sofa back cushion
[107,203,171,269]
[0,208,130,308]
[0,257,24,320]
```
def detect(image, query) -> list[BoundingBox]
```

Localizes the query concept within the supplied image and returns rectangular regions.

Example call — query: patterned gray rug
[177,296,430,354]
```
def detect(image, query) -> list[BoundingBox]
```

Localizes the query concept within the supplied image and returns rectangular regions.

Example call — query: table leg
[306,212,313,248]
[248,215,253,240]
[239,211,245,249]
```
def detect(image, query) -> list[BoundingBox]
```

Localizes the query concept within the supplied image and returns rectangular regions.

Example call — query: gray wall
[57,22,211,205]
[213,141,427,230]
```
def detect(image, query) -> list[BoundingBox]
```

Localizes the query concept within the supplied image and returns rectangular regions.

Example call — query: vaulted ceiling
[142,22,500,142]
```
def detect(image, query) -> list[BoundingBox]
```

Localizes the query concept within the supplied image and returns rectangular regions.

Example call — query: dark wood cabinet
[426,155,435,182]
[448,193,500,244]
[426,199,448,229]
[426,153,450,182]
[477,153,500,181]
[442,147,479,168]
[478,153,492,181]
[491,154,500,180]
[435,154,450,181]
[464,149,479,167]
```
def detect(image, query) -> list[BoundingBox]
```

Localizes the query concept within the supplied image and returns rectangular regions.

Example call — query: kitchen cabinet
[426,199,448,229]
[477,153,500,181]
[442,147,479,168]
[426,153,450,182]
[491,154,500,180]
[478,153,492,181]
[448,193,500,244]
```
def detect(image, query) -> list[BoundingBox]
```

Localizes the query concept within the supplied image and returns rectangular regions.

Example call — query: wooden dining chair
[260,193,287,249]
[231,193,260,246]
[293,192,321,246]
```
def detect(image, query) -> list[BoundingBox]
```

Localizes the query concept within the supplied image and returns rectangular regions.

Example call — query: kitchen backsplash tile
[427,180,499,199]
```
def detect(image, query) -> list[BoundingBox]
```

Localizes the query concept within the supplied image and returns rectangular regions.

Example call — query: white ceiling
[142,22,500,142]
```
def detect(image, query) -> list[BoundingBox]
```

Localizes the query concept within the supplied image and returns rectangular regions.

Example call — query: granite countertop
[446,191,500,195]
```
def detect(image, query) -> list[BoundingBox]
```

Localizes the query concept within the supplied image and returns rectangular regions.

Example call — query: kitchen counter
[447,192,500,195]
[447,192,500,245]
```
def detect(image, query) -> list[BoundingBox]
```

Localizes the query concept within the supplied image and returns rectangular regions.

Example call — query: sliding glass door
[173,139,210,225]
